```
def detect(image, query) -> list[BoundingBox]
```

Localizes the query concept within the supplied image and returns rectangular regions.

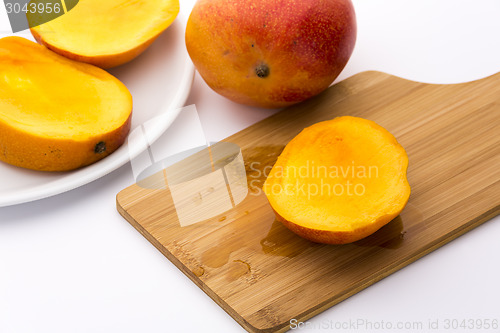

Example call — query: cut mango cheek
[29,0,180,68]
[263,116,411,244]
[0,36,133,171]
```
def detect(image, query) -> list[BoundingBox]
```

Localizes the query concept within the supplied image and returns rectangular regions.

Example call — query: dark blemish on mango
[94,141,106,154]
[255,63,270,78]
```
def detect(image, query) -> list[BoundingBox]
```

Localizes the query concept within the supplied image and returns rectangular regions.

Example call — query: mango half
[0,37,132,171]
[29,0,180,68]
[263,116,410,244]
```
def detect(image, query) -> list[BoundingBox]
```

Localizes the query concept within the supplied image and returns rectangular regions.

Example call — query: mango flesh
[186,0,356,108]
[263,116,411,244]
[29,0,180,68]
[0,37,132,171]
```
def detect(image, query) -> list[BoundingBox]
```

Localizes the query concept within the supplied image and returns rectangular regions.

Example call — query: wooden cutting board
[116,71,500,333]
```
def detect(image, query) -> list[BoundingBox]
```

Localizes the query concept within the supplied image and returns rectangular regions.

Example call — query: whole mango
[185,0,356,108]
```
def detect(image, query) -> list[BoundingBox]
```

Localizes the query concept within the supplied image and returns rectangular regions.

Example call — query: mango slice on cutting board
[263,116,411,244]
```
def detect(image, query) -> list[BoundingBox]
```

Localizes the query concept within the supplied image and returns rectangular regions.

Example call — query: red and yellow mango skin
[186,0,357,108]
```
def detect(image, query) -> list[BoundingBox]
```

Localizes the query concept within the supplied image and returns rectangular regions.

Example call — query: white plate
[0,4,195,207]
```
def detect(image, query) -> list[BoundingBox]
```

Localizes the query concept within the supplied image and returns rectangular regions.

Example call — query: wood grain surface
[116,71,500,333]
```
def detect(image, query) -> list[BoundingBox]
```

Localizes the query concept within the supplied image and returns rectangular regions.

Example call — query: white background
[1,1,500,332]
